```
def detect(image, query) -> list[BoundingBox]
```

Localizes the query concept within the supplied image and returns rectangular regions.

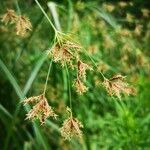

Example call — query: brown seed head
[51,43,76,67]
[103,75,135,99]
[77,60,92,80]
[118,1,127,7]
[74,78,88,94]
[22,95,41,105]
[1,9,17,24]
[126,13,134,23]
[16,16,32,37]
[60,110,83,140]
[141,8,149,17]
[24,95,57,124]
[134,25,142,36]
[63,41,81,50]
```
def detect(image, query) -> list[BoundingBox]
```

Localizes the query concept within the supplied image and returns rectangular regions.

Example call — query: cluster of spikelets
[50,40,80,68]
[23,95,83,140]
[23,94,57,124]
[74,60,93,94]
[49,33,93,95]
[60,107,83,140]
[102,75,135,99]
[1,9,32,37]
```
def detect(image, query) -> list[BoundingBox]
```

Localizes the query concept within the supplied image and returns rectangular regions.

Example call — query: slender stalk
[43,60,53,95]
[82,48,106,79]
[65,64,72,112]
[15,0,21,15]
[35,0,57,33]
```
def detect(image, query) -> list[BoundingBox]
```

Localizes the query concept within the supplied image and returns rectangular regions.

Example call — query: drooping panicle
[60,107,83,140]
[1,9,17,24]
[103,75,135,99]
[23,95,57,124]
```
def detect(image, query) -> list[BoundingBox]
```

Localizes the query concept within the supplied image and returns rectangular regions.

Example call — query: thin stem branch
[43,60,53,95]
[35,0,57,33]
[65,63,72,112]
[15,0,21,15]
[82,48,106,80]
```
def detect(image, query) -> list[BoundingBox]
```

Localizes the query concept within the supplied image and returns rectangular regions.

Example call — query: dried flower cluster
[60,107,83,140]
[23,95,41,105]
[103,75,135,99]
[102,3,115,12]
[1,9,17,24]
[1,9,32,36]
[118,2,127,7]
[134,25,142,36]
[49,35,92,95]
[141,8,149,17]
[74,78,88,94]
[16,16,32,36]
[103,35,116,49]
[77,60,92,80]
[23,95,57,124]
[126,13,134,23]
[50,41,80,68]
[74,60,92,94]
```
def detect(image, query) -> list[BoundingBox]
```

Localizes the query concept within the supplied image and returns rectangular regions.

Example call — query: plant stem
[43,60,53,95]
[15,0,21,15]
[82,48,106,79]
[35,0,57,33]
[65,64,72,111]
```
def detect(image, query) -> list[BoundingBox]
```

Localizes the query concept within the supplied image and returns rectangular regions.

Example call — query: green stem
[15,0,21,15]
[82,48,106,80]
[65,64,72,111]
[67,0,73,32]
[43,59,53,95]
[35,0,57,33]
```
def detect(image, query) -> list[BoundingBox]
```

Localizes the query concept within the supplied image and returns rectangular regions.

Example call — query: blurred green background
[0,0,150,149]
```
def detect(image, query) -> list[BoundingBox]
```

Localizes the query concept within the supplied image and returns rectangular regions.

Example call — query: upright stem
[35,0,57,33]
[43,60,53,96]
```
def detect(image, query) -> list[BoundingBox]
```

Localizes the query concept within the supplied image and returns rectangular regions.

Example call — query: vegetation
[0,0,150,149]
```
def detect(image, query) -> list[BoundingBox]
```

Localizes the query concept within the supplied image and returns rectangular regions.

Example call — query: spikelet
[74,78,88,95]
[73,61,92,94]
[1,9,17,24]
[102,3,115,12]
[16,16,32,37]
[63,41,81,50]
[126,13,134,23]
[118,2,127,7]
[23,95,57,124]
[1,9,32,37]
[50,41,80,68]
[77,60,93,80]
[23,95,41,105]
[60,107,83,140]
[103,75,135,99]
[88,44,98,54]
[134,25,142,36]
[116,28,132,38]
[103,35,115,49]
[129,2,134,6]
[141,8,149,17]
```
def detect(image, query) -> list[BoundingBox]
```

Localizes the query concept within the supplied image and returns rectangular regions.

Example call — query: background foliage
[0,0,150,149]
